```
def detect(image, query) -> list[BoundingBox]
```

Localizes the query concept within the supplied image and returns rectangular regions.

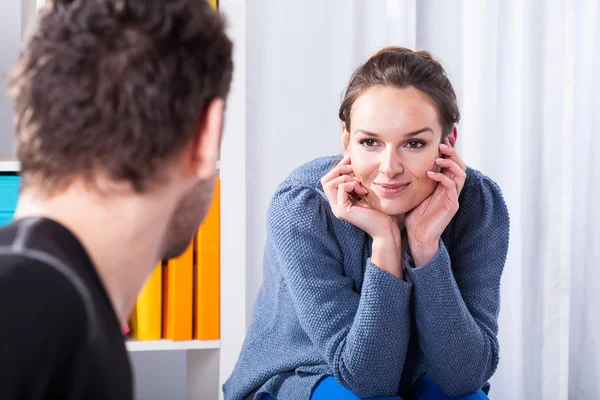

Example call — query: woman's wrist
[371,235,403,279]
[407,238,440,268]
[368,217,401,242]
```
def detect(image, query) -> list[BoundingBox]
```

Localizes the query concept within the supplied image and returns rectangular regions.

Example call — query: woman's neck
[395,214,406,233]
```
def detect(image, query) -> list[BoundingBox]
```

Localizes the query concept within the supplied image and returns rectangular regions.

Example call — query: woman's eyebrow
[354,127,434,137]
[354,129,380,137]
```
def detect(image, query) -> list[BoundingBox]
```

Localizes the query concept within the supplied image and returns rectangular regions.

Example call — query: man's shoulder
[0,251,88,340]
[0,247,91,395]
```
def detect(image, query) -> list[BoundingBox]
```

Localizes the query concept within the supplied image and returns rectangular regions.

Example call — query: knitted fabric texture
[223,156,510,400]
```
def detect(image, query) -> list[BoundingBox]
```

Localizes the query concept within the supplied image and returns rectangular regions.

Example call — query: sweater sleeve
[403,173,510,397]
[267,182,412,398]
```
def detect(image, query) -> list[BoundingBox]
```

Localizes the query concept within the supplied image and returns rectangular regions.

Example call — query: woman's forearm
[371,234,403,279]
[405,242,499,396]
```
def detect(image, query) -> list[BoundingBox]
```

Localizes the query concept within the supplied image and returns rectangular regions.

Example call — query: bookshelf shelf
[126,339,220,352]
[0,159,20,172]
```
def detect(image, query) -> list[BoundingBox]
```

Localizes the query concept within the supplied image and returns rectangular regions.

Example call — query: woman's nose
[379,150,403,178]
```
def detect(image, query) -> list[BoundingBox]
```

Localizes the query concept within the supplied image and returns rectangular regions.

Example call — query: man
[0,0,232,398]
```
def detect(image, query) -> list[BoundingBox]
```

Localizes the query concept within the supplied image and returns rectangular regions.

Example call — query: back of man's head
[8,0,233,195]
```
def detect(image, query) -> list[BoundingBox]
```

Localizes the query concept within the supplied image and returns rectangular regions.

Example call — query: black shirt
[0,217,132,399]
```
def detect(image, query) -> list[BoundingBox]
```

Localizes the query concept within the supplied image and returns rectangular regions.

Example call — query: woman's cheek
[418,149,439,175]
[350,152,375,181]
[403,154,431,177]
[353,167,370,185]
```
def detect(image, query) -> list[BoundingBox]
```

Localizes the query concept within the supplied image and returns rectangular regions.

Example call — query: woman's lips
[372,182,411,196]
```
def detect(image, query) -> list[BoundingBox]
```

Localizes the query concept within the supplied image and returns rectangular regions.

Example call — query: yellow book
[162,241,194,341]
[208,0,217,10]
[130,262,162,340]
[194,177,220,340]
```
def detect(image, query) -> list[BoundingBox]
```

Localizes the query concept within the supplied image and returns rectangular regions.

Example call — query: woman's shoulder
[266,156,360,255]
[462,167,507,210]
[464,167,503,193]
[269,155,340,206]
[449,166,510,237]
[267,155,340,225]
[284,155,342,189]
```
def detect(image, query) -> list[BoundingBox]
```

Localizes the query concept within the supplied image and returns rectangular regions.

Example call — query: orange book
[130,262,162,340]
[194,177,220,340]
[163,242,194,341]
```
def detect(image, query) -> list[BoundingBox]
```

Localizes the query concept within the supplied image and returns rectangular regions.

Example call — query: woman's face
[343,85,445,217]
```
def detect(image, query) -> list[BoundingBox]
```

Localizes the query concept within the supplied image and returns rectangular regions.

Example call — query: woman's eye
[407,140,424,149]
[360,139,377,147]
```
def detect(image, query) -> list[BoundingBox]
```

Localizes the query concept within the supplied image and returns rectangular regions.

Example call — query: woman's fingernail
[427,171,435,176]
[436,158,444,163]
[439,144,449,149]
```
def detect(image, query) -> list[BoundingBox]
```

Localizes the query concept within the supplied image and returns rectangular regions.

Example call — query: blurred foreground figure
[0,0,232,398]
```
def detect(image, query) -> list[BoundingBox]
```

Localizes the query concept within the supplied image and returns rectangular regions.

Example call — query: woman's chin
[374,201,413,217]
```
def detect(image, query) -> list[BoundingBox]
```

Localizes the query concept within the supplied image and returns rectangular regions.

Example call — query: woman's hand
[322,155,403,278]
[405,139,467,267]
[321,155,399,240]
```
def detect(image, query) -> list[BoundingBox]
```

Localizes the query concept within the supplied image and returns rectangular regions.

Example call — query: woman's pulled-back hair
[339,46,460,136]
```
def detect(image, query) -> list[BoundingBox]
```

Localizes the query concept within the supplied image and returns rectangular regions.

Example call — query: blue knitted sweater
[223,156,510,400]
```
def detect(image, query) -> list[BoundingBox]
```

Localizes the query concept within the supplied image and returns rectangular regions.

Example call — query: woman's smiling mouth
[372,182,411,196]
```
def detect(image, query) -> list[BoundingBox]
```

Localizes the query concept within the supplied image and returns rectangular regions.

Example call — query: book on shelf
[0,175,20,227]
[194,177,220,340]
[162,240,194,341]
[130,262,162,340]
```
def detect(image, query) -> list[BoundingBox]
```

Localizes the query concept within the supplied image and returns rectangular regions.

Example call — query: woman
[224,47,509,400]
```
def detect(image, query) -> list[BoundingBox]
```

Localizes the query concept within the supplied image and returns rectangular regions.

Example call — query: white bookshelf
[126,339,220,352]
[218,1,248,399]
[0,159,20,172]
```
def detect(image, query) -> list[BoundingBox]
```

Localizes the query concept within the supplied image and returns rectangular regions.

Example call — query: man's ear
[341,122,350,154]
[189,98,224,180]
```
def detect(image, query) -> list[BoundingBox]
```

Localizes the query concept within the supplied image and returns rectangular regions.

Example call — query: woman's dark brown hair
[339,46,460,137]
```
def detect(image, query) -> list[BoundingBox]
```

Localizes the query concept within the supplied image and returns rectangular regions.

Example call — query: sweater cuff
[364,259,412,298]
[404,240,453,284]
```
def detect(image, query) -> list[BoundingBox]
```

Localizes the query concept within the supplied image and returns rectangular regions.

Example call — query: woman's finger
[324,175,361,208]
[435,157,466,194]
[337,182,354,211]
[426,170,457,193]
[321,155,354,204]
[337,181,366,208]
[439,140,467,171]
[321,155,352,185]
[327,174,361,190]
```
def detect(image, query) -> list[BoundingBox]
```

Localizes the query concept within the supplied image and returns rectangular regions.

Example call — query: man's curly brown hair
[8,0,233,194]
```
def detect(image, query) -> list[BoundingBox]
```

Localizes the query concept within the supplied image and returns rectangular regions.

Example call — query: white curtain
[246,1,599,399]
